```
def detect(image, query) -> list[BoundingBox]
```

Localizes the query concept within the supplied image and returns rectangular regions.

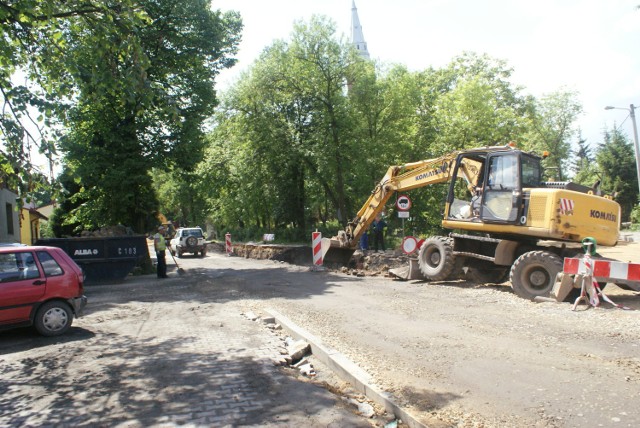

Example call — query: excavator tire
[509,250,563,300]
[418,236,456,281]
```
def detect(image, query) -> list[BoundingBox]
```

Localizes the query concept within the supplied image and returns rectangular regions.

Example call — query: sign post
[396,195,412,239]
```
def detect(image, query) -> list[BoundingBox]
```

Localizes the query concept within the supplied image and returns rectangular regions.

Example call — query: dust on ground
[221,234,640,427]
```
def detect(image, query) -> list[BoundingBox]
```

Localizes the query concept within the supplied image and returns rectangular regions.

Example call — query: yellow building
[20,202,49,245]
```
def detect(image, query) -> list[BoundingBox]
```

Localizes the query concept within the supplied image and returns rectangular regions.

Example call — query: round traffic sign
[401,236,418,254]
[396,195,412,211]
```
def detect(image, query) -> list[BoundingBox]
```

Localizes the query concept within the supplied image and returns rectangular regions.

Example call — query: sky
[213,0,640,150]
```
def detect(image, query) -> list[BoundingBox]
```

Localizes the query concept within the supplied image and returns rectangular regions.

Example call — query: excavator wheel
[418,236,456,281]
[509,250,563,300]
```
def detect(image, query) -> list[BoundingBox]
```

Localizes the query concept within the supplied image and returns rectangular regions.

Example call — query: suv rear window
[184,229,203,238]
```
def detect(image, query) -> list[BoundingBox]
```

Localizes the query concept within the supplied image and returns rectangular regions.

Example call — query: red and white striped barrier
[312,231,323,266]
[225,233,232,255]
[563,258,640,285]
[563,255,635,310]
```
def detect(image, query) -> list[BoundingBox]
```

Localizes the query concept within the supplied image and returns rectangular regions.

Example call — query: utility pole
[605,104,640,196]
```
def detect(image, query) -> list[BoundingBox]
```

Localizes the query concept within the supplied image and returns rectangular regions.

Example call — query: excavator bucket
[389,258,425,280]
[320,237,356,266]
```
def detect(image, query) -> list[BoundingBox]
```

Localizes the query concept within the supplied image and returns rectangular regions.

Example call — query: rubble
[243,311,259,321]
[244,309,395,424]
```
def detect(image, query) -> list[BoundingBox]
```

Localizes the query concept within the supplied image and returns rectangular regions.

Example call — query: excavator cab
[446,150,542,225]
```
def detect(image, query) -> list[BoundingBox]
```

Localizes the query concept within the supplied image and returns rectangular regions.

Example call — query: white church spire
[351,1,370,59]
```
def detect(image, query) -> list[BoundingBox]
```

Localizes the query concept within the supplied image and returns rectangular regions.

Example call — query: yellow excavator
[322,143,621,300]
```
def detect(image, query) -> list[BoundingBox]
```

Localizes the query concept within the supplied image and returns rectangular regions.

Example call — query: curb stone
[266,308,435,428]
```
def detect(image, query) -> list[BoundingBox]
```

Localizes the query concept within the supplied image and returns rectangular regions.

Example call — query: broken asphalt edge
[265,308,427,428]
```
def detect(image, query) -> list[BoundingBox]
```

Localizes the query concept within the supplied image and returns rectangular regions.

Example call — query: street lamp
[605,104,640,195]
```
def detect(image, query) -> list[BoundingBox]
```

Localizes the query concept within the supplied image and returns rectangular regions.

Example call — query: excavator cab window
[521,155,542,188]
[480,153,522,223]
[446,154,486,220]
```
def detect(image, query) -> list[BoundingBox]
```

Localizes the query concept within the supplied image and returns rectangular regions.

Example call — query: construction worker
[154,226,168,278]
[372,213,387,252]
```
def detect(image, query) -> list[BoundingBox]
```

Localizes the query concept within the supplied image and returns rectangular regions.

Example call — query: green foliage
[596,128,639,221]
[426,53,530,153]
[630,204,640,227]
[571,133,599,186]
[202,15,365,233]
[46,0,241,234]
[39,220,55,239]
[198,19,597,247]
[1,0,148,202]
[524,88,582,181]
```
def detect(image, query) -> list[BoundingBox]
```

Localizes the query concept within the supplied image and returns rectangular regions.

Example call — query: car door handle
[32,280,46,285]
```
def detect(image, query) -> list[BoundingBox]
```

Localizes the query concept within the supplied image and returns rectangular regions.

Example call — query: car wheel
[34,301,73,337]
[177,249,182,258]
[200,250,206,257]
[186,236,197,248]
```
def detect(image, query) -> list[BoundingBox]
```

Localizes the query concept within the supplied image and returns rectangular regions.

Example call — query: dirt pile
[79,225,136,237]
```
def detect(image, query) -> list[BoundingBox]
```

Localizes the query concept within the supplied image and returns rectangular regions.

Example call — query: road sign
[402,236,418,254]
[397,211,410,218]
[396,194,412,211]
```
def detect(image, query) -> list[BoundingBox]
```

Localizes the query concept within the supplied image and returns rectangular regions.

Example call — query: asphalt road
[2,240,639,427]
[177,244,640,427]
[0,263,379,427]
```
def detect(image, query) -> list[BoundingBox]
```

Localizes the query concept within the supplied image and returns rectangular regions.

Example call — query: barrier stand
[225,233,233,256]
[572,242,631,311]
[572,251,598,310]
[311,231,325,271]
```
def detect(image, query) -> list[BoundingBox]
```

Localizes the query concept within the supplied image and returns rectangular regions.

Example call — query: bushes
[630,204,640,230]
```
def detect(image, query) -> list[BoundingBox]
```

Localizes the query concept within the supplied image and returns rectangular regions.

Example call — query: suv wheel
[186,236,197,248]
[34,301,73,336]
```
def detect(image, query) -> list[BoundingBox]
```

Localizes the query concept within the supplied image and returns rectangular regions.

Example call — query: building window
[6,203,14,235]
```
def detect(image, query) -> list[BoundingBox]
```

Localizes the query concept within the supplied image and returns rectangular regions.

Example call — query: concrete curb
[266,309,428,428]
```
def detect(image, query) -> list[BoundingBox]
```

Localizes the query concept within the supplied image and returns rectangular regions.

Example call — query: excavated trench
[208,241,409,276]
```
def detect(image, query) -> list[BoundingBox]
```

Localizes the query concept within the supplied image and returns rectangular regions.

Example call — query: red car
[0,245,87,336]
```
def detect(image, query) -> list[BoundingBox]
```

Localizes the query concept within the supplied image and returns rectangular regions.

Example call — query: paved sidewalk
[0,271,373,427]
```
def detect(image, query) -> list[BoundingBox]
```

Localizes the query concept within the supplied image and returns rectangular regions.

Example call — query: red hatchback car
[0,245,87,336]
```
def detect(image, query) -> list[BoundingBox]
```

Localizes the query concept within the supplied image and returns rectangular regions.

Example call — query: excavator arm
[322,150,462,263]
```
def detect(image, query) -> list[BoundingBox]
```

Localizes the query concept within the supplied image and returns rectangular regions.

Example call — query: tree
[207,16,365,232]
[526,89,582,181]
[55,0,241,233]
[571,131,599,186]
[202,25,583,241]
[1,1,149,197]
[596,128,639,221]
